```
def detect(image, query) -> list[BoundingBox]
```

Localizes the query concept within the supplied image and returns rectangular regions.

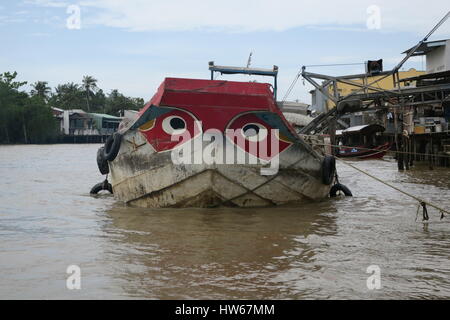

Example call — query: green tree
[0,71,27,89]
[0,72,57,144]
[23,96,58,143]
[1,72,145,144]
[30,81,51,101]
[0,72,28,143]
[105,89,144,116]
[90,89,106,113]
[49,82,85,110]
[82,75,98,112]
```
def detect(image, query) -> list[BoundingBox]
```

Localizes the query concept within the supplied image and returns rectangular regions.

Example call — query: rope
[281,71,302,103]
[415,203,421,221]
[282,63,364,103]
[421,202,429,221]
[282,63,365,102]
[335,158,450,216]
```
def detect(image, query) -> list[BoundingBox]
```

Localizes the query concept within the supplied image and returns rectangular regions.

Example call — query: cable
[282,63,365,102]
[303,63,366,68]
[281,71,302,103]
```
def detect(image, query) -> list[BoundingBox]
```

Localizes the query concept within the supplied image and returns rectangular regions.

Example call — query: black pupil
[170,118,185,130]
[243,124,260,137]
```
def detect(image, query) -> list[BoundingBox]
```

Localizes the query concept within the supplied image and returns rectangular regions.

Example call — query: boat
[94,64,342,208]
[336,124,390,159]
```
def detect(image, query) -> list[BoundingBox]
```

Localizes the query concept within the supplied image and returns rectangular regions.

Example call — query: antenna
[246,52,253,68]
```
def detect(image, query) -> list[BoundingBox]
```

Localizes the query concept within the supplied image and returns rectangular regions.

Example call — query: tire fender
[90,180,113,194]
[329,183,353,197]
[321,155,336,185]
[97,147,109,175]
[103,133,122,162]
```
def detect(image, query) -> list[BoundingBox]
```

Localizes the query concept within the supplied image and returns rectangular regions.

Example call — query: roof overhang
[340,124,385,136]
[402,40,448,56]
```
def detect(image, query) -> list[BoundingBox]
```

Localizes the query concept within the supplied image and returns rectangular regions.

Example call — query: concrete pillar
[63,110,70,135]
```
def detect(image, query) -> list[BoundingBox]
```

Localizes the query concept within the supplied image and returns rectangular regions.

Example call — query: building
[309,89,328,114]
[342,41,450,167]
[403,39,450,74]
[52,108,123,142]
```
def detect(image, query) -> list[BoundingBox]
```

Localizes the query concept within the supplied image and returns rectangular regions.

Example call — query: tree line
[0,72,145,144]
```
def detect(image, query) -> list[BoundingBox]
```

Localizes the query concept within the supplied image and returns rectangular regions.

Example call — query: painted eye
[162,116,186,135]
[242,123,267,142]
[243,124,259,137]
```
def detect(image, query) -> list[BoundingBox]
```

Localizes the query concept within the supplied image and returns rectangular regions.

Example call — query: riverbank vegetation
[0,72,145,144]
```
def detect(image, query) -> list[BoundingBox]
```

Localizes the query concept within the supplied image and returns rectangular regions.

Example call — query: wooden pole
[404,135,410,170]
[329,119,336,156]
[394,109,402,170]
[429,135,434,170]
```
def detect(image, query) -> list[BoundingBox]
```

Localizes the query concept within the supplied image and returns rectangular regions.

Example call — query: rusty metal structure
[298,11,450,167]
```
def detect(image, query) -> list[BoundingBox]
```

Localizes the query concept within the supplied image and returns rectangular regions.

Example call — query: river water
[0,144,449,299]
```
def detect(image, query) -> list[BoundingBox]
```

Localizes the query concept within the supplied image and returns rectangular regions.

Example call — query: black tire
[90,181,113,194]
[103,133,122,162]
[97,147,109,175]
[329,183,352,197]
[321,155,336,185]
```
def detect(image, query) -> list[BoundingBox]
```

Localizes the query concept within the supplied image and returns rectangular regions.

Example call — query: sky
[1,0,450,104]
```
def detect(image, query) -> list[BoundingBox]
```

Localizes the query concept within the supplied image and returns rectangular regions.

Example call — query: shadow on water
[102,202,339,299]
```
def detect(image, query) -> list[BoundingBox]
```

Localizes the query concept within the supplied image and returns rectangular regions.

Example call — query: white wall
[426,40,450,73]
[63,111,70,135]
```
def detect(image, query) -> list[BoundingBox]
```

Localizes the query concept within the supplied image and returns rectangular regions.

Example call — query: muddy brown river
[0,144,449,299]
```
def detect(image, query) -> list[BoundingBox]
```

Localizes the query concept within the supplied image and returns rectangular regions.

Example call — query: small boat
[336,124,390,159]
[94,64,343,208]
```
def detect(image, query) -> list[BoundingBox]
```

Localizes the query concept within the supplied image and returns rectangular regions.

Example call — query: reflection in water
[104,204,337,299]
[0,145,449,299]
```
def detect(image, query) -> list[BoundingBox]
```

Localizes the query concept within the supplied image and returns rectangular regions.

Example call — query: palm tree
[82,76,98,112]
[56,82,80,95]
[31,81,51,100]
[54,82,82,110]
